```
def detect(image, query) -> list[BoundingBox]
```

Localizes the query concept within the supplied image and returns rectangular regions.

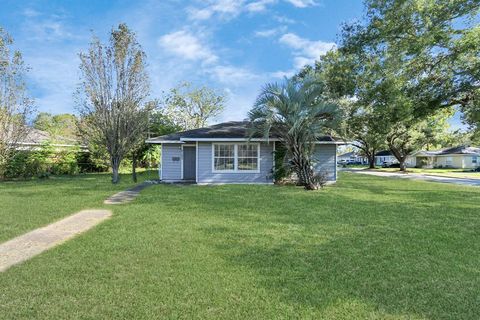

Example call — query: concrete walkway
[350,169,480,187]
[104,180,159,205]
[0,210,111,272]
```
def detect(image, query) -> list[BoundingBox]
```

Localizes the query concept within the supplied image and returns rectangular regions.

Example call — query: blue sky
[0,0,465,129]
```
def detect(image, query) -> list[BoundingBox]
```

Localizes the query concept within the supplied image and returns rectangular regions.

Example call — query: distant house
[337,151,368,164]
[15,128,82,151]
[375,150,398,166]
[409,146,480,169]
[146,121,343,184]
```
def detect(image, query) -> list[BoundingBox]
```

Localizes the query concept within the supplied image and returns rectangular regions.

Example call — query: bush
[4,142,85,179]
[272,143,292,183]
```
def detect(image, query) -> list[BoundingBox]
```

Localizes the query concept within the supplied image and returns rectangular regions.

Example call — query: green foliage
[313,0,480,170]
[162,82,226,130]
[272,143,291,183]
[4,142,83,179]
[249,75,341,189]
[149,110,181,137]
[33,112,78,139]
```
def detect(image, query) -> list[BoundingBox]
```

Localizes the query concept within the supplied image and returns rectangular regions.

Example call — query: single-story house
[375,150,398,166]
[337,151,368,164]
[408,146,480,169]
[15,128,82,151]
[146,121,343,184]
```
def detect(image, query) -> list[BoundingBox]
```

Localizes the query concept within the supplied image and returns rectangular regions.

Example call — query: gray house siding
[197,142,274,184]
[160,142,338,183]
[161,144,183,181]
[312,144,337,181]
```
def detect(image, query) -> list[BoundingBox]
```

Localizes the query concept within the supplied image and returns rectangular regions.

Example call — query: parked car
[382,161,400,168]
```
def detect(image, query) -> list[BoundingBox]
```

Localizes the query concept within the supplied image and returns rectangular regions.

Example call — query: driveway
[345,169,480,187]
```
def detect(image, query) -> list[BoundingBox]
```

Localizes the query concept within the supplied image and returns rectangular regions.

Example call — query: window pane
[238,157,258,171]
[214,144,235,171]
[215,144,234,157]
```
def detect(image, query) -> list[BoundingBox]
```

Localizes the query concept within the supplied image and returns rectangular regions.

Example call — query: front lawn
[0,170,157,242]
[1,173,479,319]
[372,167,480,179]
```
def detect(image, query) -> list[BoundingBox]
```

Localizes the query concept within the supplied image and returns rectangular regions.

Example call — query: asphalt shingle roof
[146,121,341,143]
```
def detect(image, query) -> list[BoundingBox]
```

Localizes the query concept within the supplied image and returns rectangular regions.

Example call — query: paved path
[0,210,111,272]
[349,169,480,187]
[104,180,160,205]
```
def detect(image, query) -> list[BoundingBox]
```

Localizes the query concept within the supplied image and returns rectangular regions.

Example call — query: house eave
[146,137,343,144]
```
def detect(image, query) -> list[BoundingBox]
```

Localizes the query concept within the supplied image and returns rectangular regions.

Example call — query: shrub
[272,143,292,183]
[3,142,85,179]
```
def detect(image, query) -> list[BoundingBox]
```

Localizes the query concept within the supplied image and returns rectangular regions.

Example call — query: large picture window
[213,143,260,172]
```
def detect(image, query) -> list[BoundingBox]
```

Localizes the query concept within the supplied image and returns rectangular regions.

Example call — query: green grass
[1,173,479,319]
[371,167,480,179]
[0,170,157,242]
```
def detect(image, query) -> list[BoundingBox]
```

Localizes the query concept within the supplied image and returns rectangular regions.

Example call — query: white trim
[148,138,343,144]
[211,142,261,174]
[180,145,184,180]
[182,138,280,142]
[196,141,199,183]
[160,143,163,180]
[146,140,185,144]
[334,146,337,181]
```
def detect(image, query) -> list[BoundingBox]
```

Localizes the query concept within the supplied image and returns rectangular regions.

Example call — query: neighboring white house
[375,150,398,166]
[146,121,343,184]
[337,151,368,164]
[408,146,480,169]
[15,128,82,151]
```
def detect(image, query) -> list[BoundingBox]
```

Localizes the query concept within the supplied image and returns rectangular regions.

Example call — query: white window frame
[212,143,260,173]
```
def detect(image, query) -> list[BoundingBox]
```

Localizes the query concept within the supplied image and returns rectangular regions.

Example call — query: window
[238,144,259,171]
[446,156,453,166]
[472,156,477,164]
[213,144,234,171]
[213,143,260,172]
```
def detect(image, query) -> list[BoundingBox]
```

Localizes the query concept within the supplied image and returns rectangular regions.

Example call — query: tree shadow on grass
[194,185,480,319]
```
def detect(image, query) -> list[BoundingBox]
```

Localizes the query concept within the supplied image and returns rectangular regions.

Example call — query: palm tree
[249,75,340,190]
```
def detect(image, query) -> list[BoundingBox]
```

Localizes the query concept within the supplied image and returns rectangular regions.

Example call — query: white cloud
[279,32,335,69]
[273,15,296,24]
[285,0,317,8]
[208,65,260,85]
[187,0,245,21]
[21,9,77,43]
[22,8,41,17]
[270,69,295,78]
[158,30,218,65]
[254,26,287,37]
[246,0,276,12]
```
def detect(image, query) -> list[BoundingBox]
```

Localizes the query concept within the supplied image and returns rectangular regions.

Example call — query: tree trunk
[399,159,407,172]
[132,155,137,183]
[297,160,318,190]
[368,155,376,169]
[111,157,121,184]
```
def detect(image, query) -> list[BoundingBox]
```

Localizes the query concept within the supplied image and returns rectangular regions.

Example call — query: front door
[183,146,196,180]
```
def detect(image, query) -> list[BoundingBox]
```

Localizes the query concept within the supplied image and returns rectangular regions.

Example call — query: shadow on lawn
[194,182,480,319]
